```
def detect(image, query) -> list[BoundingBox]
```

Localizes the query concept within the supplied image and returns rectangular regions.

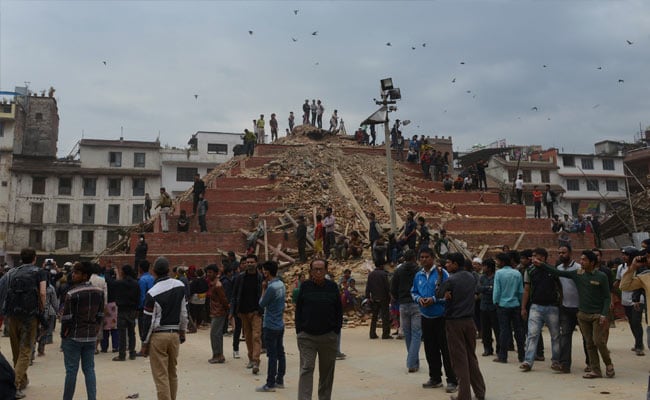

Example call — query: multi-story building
[0,89,161,264]
[484,143,627,217]
[161,131,243,196]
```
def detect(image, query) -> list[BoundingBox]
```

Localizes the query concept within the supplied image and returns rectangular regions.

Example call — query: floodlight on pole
[381,78,394,92]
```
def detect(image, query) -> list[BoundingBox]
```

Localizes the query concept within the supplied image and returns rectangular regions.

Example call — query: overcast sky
[1,0,649,156]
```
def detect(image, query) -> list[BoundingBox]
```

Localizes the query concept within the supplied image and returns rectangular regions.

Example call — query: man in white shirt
[515,174,524,205]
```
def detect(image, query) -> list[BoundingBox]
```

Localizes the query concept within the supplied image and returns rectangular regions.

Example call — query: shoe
[422,379,443,388]
[396,334,404,339]
[15,390,26,399]
[208,357,225,364]
[492,358,507,363]
[605,364,615,378]
[445,383,458,393]
[233,351,240,359]
[129,352,137,360]
[535,355,545,361]
[112,356,126,361]
[382,335,394,340]
[246,361,255,369]
[636,349,645,356]
[583,365,592,373]
[582,372,602,379]
[336,352,346,360]
[553,365,570,374]
[408,367,419,373]
[252,363,260,375]
[519,363,531,372]
[255,385,276,392]
[369,334,379,339]
[481,351,493,357]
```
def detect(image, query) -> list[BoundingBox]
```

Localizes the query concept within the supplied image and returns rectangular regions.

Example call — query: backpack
[4,265,40,317]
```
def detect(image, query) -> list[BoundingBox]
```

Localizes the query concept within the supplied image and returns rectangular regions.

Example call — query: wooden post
[263,219,269,261]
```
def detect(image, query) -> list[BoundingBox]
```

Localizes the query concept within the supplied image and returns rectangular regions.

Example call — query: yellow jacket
[620,267,650,292]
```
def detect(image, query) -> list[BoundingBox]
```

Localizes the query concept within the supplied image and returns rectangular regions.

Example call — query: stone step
[448,232,596,250]
[443,217,552,232]
[131,231,297,254]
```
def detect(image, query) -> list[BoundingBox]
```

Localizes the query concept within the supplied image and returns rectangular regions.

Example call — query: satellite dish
[402,120,411,126]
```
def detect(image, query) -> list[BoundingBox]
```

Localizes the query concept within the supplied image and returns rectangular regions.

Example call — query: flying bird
[422,43,426,47]
[386,42,391,46]
[292,37,297,42]
[293,9,299,15]
[626,40,633,45]
[542,64,548,68]
[466,90,471,94]
[618,79,624,83]
[460,61,465,65]
[194,94,198,100]
[248,30,253,35]
[451,78,456,83]
[596,66,602,70]
[102,61,107,66]
[311,31,318,36]
[531,106,538,111]
[411,46,416,50]
[314,62,319,66]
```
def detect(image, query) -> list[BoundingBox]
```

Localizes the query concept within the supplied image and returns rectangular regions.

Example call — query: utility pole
[374,78,401,233]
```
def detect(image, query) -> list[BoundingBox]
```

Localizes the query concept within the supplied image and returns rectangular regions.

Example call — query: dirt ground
[0,322,647,400]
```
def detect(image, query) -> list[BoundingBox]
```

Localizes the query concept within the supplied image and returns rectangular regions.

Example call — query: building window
[207,143,228,154]
[31,203,44,223]
[581,158,594,170]
[132,178,145,196]
[82,204,95,224]
[81,231,94,252]
[586,179,599,191]
[176,167,198,182]
[602,159,615,171]
[83,178,97,196]
[55,230,69,250]
[106,230,120,247]
[32,177,46,194]
[522,170,532,183]
[35,113,43,121]
[132,204,144,223]
[58,177,72,195]
[571,202,580,217]
[56,204,70,223]
[562,156,575,167]
[29,229,43,250]
[109,151,122,167]
[540,170,550,183]
[107,204,120,225]
[566,179,580,191]
[108,178,121,196]
[606,180,619,192]
[1,181,7,187]
[134,152,146,168]
[0,121,4,137]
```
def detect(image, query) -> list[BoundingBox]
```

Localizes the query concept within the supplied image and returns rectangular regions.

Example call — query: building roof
[80,138,160,149]
[558,173,625,178]
[491,156,559,170]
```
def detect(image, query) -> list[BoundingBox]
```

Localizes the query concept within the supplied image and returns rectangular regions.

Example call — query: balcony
[0,103,15,120]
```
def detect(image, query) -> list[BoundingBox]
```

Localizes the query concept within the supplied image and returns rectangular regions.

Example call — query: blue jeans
[62,338,97,400]
[263,327,286,388]
[496,306,525,362]
[525,304,560,366]
[399,303,422,369]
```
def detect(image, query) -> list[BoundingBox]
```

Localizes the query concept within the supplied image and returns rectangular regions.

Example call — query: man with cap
[620,249,650,352]
[390,249,421,372]
[615,246,645,356]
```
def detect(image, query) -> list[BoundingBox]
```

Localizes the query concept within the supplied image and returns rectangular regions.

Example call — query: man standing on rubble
[323,208,336,260]
[192,173,205,216]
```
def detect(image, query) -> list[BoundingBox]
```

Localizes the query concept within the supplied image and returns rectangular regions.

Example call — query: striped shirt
[142,276,188,343]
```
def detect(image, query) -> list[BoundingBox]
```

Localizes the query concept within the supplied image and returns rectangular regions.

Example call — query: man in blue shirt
[256,261,286,392]
[137,260,155,356]
[411,248,457,393]
[492,252,525,363]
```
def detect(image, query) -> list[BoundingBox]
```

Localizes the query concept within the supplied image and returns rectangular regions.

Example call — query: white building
[161,131,244,196]
[5,138,161,262]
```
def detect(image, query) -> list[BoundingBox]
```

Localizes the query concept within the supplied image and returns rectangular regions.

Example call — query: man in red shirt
[532,185,543,219]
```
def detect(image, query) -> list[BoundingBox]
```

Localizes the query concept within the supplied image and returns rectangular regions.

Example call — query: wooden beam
[333,169,370,233]
[512,232,526,250]
[361,174,404,227]
[255,239,295,263]
[263,219,269,261]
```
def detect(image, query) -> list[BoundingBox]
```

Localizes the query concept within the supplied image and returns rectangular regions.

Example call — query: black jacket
[391,262,420,304]
[110,276,140,311]
[366,268,390,302]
